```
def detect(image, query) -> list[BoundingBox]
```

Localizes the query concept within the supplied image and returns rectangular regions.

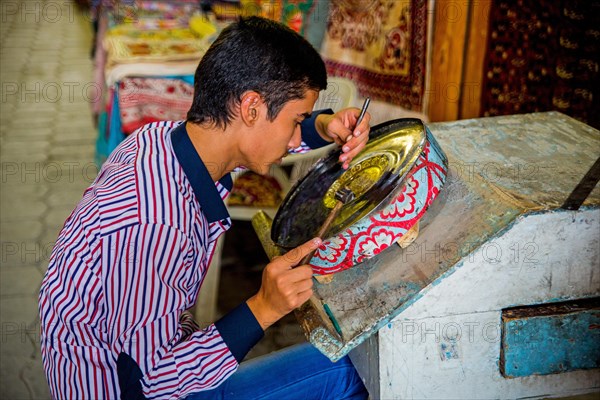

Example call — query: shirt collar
[171,122,232,223]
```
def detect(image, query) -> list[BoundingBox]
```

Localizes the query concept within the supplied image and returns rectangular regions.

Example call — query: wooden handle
[298,200,344,266]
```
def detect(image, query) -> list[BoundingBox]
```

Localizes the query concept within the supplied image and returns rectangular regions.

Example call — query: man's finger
[352,112,371,136]
[294,274,314,292]
[276,238,322,267]
[286,265,315,283]
[296,288,314,306]
[342,129,369,150]
[334,125,352,143]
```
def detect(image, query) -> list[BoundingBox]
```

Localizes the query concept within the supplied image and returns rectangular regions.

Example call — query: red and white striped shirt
[38,113,331,399]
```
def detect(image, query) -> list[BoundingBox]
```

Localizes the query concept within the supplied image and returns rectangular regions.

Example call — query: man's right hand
[246,237,322,330]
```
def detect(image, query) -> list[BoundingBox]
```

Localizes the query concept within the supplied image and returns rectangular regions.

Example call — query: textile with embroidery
[118,77,193,134]
[321,0,429,111]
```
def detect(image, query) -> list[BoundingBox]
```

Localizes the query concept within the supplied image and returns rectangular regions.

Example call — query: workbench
[254,112,600,399]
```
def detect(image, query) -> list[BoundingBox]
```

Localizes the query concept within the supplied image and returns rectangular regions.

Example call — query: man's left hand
[315,107,371,169]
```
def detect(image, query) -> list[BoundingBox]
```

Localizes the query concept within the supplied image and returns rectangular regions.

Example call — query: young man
[39,17,370,399]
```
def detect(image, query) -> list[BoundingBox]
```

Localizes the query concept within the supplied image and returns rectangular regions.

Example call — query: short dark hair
[186,16,327,129]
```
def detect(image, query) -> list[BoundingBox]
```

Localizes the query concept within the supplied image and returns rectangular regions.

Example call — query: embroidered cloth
[320,0,429,111]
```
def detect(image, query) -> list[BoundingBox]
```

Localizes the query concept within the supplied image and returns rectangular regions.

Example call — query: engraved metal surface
[272,118,427,248]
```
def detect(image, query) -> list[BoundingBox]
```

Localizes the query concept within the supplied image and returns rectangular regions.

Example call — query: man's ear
[239,91,263,126]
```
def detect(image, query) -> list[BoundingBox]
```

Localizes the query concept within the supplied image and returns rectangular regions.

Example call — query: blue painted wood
[501,299,600,377]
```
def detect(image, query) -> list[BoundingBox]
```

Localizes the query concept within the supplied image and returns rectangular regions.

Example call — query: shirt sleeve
[105,222,263,399]
[290,108,334,153]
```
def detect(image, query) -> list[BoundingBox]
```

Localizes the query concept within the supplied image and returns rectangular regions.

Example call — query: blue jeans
[187,343,368,400]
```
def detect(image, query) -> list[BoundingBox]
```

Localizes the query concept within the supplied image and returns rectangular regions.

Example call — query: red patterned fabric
[118,77,193,134]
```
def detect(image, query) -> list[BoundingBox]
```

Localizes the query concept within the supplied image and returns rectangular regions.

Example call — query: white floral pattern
[358,228,398,258]
[315,236,349,263]
[309,132,448,275]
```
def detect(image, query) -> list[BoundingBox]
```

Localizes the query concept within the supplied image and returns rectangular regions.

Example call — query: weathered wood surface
[501,298,600,378]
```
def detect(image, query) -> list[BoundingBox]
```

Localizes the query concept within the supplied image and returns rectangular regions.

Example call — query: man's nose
[289,125,302,149]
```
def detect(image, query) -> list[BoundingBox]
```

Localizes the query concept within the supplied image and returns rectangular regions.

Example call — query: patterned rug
[480,0,600,129]
[320,0,429,111]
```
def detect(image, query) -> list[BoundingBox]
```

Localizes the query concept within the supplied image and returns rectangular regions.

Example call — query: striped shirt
[39,112,332,399]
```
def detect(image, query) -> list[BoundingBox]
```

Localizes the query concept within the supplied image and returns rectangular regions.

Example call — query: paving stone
[0,153,48,164]
[57,45,90,55]
[0,266,44,298]
[46,163,96,187]
[0,296,39,328]
[0,103,16,118]
[7,29,37,39]
[46,186,86,209]
[0,239,48,269]
[1,39,34,49]
[0,60,28,73]
[0,70,23,83]
[0,50,25,61]
[9,116,55,130]
[45,157,96,171]
[47,143,95,161]
[0,355,36,400]
[0,161,54,186]
[55,99,95,112]
[30,39,63,50]
[43,206,74,233]
[22,46,59,55]
[0,325,37,359]
[13,102,59,115]
[1,181,47,202]
[20,355,51,400]
[1,220,51,254]
[0,220,44,245]
[0,186,47,221]
[8,118,56,133]
[54,117,94,130]
[11,108,56,120]
[0,1,101,396]
[18,71,61,83]
[52,132,95,147]
[22,62,61,73]
[55,114,96,130]
[0,354,51,400]
[36,230,60,264]
[55,110,95,125]
[0,150,48,164]
[1,129,54,142]
[0,139,49,155]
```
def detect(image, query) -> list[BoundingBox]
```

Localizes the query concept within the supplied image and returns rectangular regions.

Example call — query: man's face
[245,90,319,175]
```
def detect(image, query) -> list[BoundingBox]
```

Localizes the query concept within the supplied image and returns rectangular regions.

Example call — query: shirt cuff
[214,302,264,363]
[301,108,334,149]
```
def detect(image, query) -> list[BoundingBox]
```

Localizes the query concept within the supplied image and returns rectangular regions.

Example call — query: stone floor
[1,1,97,398]
[0,1,302,398]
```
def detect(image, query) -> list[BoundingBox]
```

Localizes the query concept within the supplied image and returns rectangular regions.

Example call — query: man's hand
[247,238,322,330]
[315,107,371,169]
